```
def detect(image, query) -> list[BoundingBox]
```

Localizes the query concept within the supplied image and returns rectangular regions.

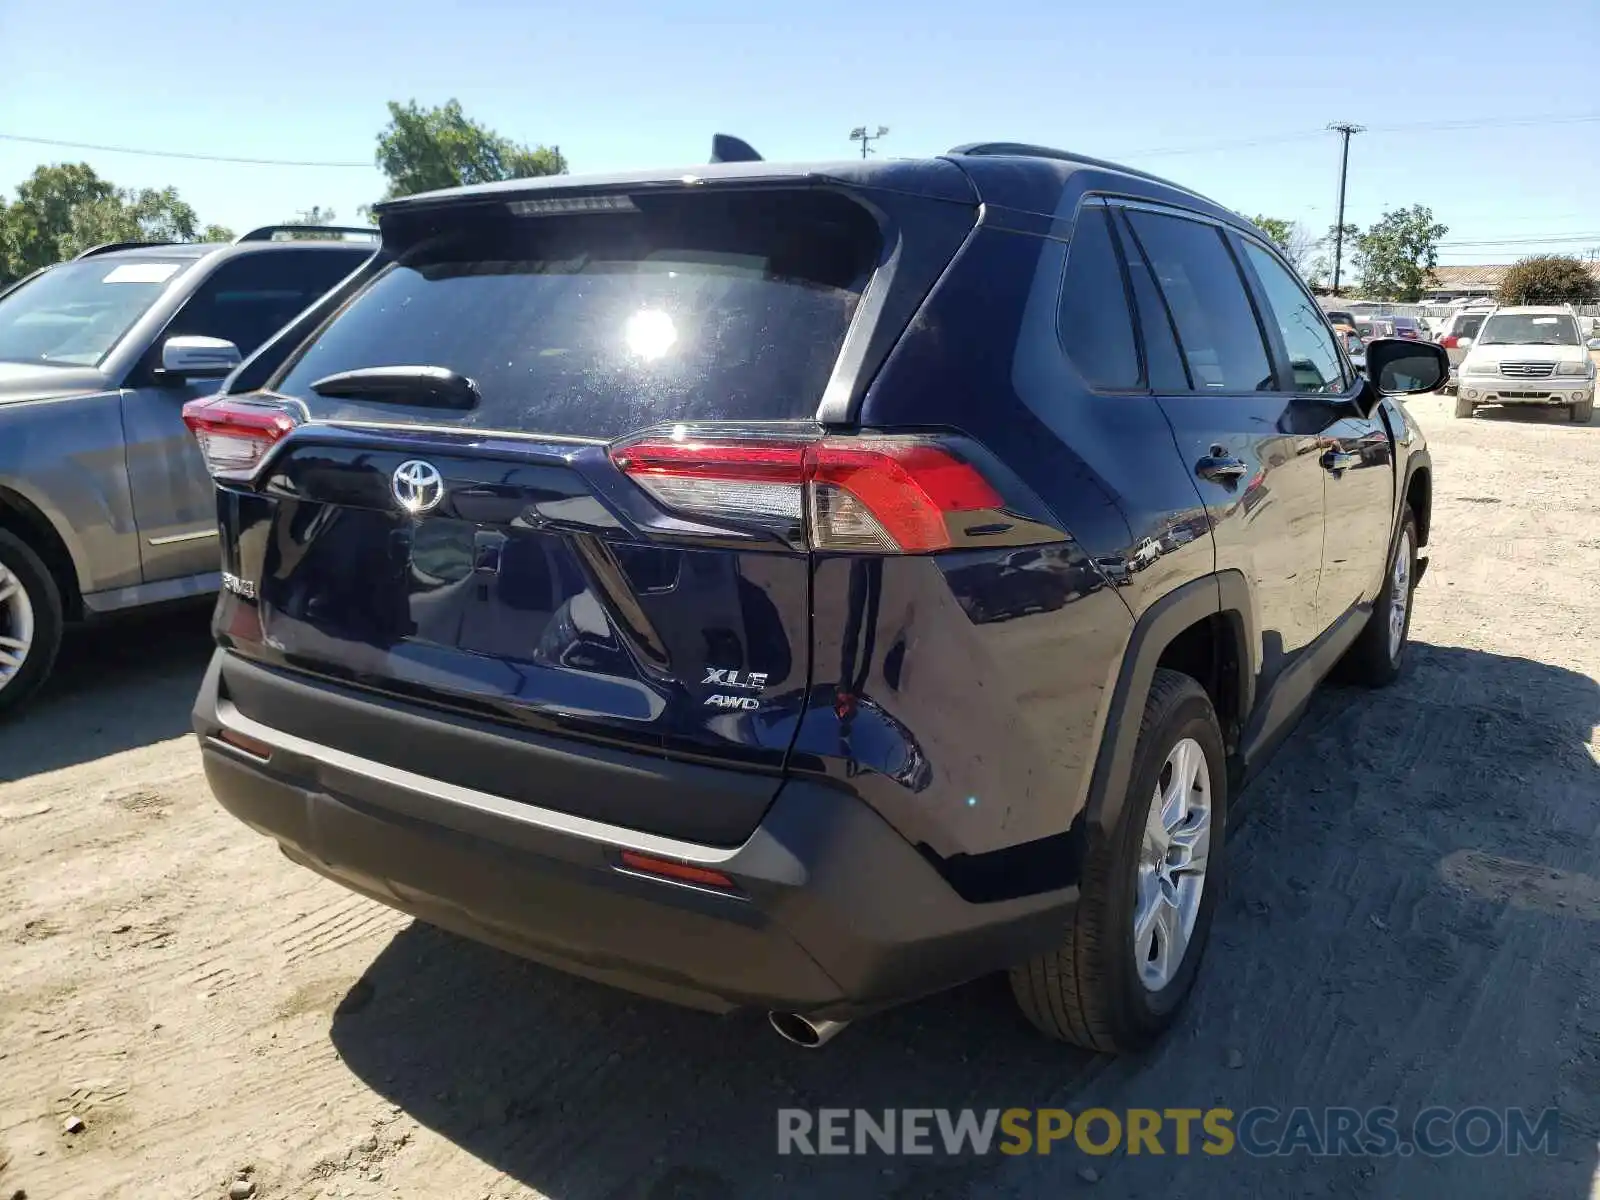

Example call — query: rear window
[273,191,881,439]
[1456,314,1486,339]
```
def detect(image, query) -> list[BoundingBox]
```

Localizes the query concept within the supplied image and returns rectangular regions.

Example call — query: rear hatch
[192,173,978,844]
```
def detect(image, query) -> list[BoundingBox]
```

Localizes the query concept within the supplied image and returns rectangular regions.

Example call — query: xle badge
[703,666,769,711]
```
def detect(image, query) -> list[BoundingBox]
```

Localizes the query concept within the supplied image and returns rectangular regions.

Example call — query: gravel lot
[2,393,1597,1200]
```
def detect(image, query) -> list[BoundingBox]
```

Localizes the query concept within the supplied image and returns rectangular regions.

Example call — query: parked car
[1433,306,1494,392]
[1342,329,1367,373]
[1388,315,1425,341]
[186,139,1440,1053]
[1454,305,1599,422]
[1324,308,1358,331]
[0,229,375,714]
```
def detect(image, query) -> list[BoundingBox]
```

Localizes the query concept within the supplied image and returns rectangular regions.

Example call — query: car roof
[1487,304,1575,315]
[374,143,1248,230]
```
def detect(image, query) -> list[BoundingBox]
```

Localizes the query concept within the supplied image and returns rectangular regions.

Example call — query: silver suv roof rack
[73,241,177,259]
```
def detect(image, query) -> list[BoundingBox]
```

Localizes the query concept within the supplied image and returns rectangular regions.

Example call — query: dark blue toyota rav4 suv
[185,140,1444,1052]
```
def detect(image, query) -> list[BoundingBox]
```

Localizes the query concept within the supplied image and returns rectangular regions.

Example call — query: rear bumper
[193,650,1074,1017]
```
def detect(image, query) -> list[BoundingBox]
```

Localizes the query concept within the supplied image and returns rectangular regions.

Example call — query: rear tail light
[610,433,1005,553]
[1440,335,1459,349]
[181,396,301,480]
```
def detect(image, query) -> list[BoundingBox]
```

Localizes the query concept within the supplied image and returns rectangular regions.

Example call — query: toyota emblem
[392,460,446,514]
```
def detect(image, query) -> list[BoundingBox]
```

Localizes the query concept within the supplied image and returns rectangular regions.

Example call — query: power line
[0,131,371,169]
[1126,111,1600,161]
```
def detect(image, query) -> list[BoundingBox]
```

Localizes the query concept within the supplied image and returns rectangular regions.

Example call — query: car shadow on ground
[0,602,213,783]
[329,641,1600,1200]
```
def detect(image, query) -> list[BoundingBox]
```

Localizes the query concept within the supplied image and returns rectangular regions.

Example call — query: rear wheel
[0,529,64,718]
[1010,669,1226,1052]
[1337,507,1417,687]
[1453,395,1475,418]
[1571,397,1593,424]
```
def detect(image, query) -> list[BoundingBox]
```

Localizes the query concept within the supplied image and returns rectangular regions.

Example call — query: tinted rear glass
[274,191,880,438]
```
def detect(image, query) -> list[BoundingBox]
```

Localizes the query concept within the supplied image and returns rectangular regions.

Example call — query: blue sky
[2,0,1597,264]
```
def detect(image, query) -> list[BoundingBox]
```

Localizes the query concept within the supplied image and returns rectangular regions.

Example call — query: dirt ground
[2,393,1597,1200]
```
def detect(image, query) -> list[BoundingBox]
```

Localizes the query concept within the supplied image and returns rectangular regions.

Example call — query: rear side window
[1112,211,1190,392]
[275,191,880,439]
[1241,241,1347,393]
[1056,207,1139,389]
[1124,211,1275,392]
[167,251,367,359]
[1456,314,1485,339]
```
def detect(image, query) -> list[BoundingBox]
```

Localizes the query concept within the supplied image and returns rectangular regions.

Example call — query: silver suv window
[1478,313,1580,346]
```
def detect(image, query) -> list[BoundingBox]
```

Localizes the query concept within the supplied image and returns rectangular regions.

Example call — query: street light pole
[849,125,890,160]
[1328,122,1364,296]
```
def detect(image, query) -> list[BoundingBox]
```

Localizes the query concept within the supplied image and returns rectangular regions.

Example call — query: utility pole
[849,125,889,160]
[1327,122,1364,296]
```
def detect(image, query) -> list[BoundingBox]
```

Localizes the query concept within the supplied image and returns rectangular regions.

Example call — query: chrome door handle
[1321,449,1361,473]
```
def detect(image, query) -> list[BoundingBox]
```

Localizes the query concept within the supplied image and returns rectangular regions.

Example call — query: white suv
[1454,306,1599,423]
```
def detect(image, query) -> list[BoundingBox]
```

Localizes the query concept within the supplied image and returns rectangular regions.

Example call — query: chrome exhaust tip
[768,1011,850,1049]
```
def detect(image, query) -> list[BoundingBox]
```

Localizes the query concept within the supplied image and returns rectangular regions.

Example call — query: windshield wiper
[309,365,479,410]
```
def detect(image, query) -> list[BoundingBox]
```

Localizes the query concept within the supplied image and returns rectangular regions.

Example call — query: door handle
[1321,449,1361,473]
[1196,454,1248,484]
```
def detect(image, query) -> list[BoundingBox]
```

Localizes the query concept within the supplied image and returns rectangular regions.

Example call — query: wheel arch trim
[1084,571,1256,838]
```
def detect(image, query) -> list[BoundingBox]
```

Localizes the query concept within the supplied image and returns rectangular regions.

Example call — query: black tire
[1453,395,1474,418]
[1336,506,1417,688]
[0,528,65,719]
[1571,397,1593,424]
[1010,669,1226,1053]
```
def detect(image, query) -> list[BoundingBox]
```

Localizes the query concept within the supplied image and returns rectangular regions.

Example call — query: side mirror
[1365,337,1449,397]
[159,335,242,382]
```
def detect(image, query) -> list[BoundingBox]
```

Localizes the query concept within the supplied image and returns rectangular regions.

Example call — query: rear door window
[1124,210,1276,392]
[1112,211,1192,392]
[1056,206,1139,390]
[166,250,368,359]
[274,190,881,439]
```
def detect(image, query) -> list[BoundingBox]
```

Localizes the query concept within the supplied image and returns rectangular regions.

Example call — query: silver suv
[0,230,374,714]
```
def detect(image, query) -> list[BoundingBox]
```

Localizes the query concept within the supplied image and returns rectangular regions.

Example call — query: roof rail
[73,240,177,260]
[234,225,380,243]
[946,142,1206,200]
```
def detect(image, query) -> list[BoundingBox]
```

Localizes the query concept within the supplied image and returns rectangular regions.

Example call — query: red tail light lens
[611,435,1004,553]
[181,396,301,480]
[1440,335,1459,349]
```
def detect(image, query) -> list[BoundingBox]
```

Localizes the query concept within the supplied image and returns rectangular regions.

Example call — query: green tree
[200,224,235,242]
[61,186,203,258]
[1495,255,1595,305]
[0,163,117,281]
[1307,222,1360,290]
[1250,215,1316,276]
[375,99,566,200]
[1352,206,1448,301]
[276,205,344,240]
